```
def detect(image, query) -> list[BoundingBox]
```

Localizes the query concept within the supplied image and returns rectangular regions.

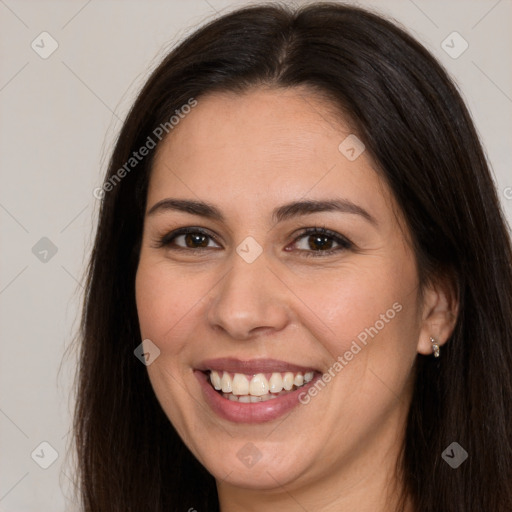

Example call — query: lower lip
[194,370,319,424]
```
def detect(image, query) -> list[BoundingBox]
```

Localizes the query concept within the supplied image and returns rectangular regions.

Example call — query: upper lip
[196,358,319,374]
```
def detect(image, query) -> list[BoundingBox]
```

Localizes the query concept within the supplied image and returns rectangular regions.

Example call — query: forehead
[157,88,346,162]
[148,87,394,221]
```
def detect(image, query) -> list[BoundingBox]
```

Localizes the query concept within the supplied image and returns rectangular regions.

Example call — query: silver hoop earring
[430,336,440,358]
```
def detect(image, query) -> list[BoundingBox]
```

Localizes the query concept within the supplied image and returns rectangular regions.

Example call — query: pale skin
[135,87,458,511]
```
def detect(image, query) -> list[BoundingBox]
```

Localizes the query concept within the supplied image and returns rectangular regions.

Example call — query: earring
[430,336,440,358]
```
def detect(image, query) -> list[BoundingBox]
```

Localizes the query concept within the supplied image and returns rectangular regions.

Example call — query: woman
[74,3,512,511]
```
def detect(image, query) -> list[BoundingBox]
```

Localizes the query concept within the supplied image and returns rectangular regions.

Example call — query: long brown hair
[74,3,512,510]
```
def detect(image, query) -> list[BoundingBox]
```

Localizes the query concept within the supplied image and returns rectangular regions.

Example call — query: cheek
[295,268,418,441]
[294,260,414,341]
[135,260,202,440]
[135,259,196,352]
[296,256,420,394]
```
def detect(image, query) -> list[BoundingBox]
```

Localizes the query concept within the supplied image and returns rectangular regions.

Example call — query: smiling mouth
[206,370,316,402]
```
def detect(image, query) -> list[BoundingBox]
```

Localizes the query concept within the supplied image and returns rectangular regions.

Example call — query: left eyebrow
[272,199,377,226]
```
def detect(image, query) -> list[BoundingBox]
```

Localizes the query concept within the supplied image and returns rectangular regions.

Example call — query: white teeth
[249,373,269,396]
[210,370,222,390]
[232,373,249,395]
[269,372,283,393]
[283,372,294,391]
[221,372,232,393]
[209,369,316,399]
[293,373,304,387]
[221,390,290,402]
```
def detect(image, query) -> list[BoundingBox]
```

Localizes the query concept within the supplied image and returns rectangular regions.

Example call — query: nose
[206,253,291,340]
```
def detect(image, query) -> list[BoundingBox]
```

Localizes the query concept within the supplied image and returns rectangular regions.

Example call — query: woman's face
[135,87,430,498]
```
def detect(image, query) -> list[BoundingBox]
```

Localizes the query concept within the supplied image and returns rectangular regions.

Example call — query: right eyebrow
[147,198,224,221]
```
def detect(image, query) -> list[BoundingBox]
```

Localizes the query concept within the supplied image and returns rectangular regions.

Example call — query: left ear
[417,276,459,356]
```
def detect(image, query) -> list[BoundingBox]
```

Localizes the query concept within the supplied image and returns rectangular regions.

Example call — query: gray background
[0,0,511,510]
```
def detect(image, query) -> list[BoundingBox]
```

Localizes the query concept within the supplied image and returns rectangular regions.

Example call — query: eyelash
[288,227,353,257]
[153,226,353,257]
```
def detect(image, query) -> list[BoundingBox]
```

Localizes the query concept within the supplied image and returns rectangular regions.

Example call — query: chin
[198,443,312,491]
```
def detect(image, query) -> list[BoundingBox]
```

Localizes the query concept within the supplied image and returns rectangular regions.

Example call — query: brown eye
[305,234,335,251]
[183,232,209,248]
[292,227,353,257]
[157,228,221,250]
